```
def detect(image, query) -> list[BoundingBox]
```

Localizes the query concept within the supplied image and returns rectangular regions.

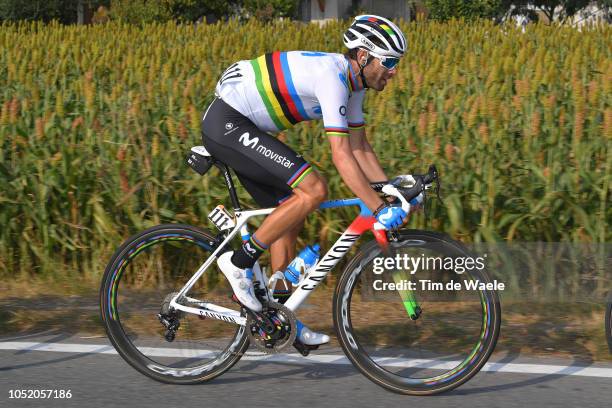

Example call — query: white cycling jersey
[215,51,366,136]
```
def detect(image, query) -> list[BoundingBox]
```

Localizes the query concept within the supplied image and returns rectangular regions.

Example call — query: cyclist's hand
[384,195,400,205]
[375,205,407,230]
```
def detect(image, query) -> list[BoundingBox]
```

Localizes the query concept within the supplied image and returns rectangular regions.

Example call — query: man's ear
[358,49,369,66]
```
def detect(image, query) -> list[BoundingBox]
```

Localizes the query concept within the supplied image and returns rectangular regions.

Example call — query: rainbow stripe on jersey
[325,126,349,137]
[250,52,311,131]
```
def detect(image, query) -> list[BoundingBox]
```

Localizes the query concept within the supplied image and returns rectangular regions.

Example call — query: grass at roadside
[1,279,610,362]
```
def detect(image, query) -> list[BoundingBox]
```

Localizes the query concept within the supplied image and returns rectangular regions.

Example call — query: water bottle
[284,244,320,286]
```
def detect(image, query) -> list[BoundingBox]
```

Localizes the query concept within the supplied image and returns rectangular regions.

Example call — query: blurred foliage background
[0,18,609,281]
[1,1,610,24]
[0,0,299,24]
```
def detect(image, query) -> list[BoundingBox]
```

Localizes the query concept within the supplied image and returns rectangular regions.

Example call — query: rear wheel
[99,224,249,384]
[333,230,501,395]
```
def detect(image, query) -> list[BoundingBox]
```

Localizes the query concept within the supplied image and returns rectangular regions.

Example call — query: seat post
[218,163,242,211]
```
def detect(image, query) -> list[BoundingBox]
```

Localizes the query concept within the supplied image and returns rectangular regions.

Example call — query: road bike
[99,145,501,395]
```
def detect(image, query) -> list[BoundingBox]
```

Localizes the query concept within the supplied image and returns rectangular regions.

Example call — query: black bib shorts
[201,97,313,208]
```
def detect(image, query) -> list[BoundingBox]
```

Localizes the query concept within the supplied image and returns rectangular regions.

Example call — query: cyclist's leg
[229,175,308,271]
[269,220,303,273]
[201,97,326,311]
[261,221,302,304]
[252,172,327,246]
[201,96,327,256]
[261,203,330,345]
[224,176,302,292]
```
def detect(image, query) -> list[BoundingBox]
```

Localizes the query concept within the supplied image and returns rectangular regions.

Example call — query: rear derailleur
[157,292,183,342]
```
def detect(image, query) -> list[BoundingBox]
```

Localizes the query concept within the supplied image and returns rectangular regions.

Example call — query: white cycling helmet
[343,15,407,59]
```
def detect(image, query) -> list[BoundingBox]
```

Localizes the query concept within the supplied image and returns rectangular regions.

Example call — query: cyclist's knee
[313,178,327,203]
[295,173,327,209]
[309,178,328,204]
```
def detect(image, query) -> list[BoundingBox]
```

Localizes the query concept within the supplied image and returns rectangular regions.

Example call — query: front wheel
[99,224,249,384]
[333,230,501,395]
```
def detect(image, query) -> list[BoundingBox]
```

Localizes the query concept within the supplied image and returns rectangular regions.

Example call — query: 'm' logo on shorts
[239,132,259,148]
[244,242,256,255]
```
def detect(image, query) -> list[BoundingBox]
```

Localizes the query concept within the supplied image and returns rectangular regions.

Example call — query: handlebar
[371,164,441,231]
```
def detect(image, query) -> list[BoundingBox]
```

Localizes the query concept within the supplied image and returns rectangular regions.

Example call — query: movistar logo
[255,144,295,169]
[239,132,259,148]
[244,242,256,255]
[239,132,295,169]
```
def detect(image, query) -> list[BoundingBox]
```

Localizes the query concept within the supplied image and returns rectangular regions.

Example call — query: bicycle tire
[99,224,249,384]
[333,229,501,395]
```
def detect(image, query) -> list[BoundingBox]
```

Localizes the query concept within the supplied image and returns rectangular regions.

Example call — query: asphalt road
[1,332,611,408]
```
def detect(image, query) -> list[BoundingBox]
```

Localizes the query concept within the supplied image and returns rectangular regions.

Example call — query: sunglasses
[368,51,400,70]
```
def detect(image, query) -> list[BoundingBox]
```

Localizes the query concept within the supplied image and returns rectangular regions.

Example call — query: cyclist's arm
[348,127,387,182]
[328,135,385,212]
[314,72,384,212]
[345,89,387,182]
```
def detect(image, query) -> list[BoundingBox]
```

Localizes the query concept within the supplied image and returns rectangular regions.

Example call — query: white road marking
[1,341,612,378]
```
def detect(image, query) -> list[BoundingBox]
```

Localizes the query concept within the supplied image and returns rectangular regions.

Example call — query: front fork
[374,226,422,321]
[391,271,422,320]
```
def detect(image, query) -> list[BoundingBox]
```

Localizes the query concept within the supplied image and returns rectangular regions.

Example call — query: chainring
[247,301,297,354]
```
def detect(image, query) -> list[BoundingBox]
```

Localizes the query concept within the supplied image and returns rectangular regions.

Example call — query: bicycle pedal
[293,340,319,356]
[293,341,309,356]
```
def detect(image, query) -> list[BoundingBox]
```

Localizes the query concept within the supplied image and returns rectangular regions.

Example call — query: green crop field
[0,19,610,281]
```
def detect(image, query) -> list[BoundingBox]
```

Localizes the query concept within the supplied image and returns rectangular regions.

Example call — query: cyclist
[201,15,407,346]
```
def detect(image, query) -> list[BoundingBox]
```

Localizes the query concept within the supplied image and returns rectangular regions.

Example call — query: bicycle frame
[169,198,390,325]
[171,153,424,326]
